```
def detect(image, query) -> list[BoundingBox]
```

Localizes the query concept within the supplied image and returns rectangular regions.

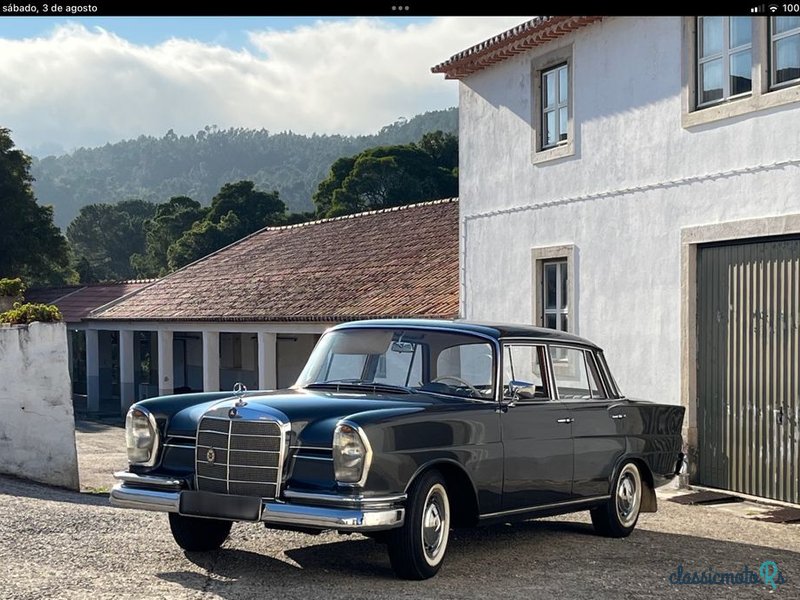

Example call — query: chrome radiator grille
[195,416,283,498]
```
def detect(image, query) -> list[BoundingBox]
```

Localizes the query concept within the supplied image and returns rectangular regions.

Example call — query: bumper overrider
[110,472,405,531]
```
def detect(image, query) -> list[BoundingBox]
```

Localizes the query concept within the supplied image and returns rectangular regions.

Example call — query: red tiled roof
[89,199,459,322]
[431,16,602,80]
[26,281,154,323]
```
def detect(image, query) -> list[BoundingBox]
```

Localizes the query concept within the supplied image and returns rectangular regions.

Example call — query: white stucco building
[434,16,800,504]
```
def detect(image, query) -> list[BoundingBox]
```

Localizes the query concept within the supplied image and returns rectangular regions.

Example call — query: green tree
[0,128,71,284]
[131,196,206,277]
[67,199,157,282]
[167,181,286,270]
[312,132,458,218]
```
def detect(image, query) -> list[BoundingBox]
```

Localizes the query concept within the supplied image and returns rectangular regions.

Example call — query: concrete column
[86,329,100,413]
[119,330,135,412]
[203,330,220,392]
[158,330,174,396]
[257,332,277,390]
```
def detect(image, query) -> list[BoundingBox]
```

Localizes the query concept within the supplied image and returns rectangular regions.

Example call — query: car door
[500,342,574,510]
[549,345,627,499]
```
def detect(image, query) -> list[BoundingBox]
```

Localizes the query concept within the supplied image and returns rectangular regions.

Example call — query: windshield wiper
[305,381,414,394]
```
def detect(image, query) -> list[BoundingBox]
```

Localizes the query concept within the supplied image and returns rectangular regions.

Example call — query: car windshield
[295,328,495,400]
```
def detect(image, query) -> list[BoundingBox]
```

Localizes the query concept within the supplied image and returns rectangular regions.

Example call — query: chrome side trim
[293,455,333,462]
[289,445,333,452]
[480,495,611,520]
[113,471,182,489]
[109,484,404,531]
[283,490,407,505]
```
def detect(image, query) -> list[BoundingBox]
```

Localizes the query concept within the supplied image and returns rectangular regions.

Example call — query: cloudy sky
[0,17,525,156]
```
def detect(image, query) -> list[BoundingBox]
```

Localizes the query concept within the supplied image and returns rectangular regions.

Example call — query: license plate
[179,491,262,521]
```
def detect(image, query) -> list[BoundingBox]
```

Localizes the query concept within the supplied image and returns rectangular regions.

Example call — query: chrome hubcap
[616,465,641,527]
[421,484,449,564]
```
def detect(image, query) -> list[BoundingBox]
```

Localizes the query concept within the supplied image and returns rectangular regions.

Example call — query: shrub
[0,277,26,299]
[0,302,62,324]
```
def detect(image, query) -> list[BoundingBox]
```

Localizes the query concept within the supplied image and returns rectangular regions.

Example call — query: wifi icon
[769,3,779,11]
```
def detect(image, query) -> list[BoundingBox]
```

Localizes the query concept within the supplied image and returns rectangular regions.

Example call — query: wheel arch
[613,455,657,513]
[404,459,480,527]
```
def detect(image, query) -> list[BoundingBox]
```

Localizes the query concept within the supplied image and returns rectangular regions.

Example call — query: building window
[542,64,569,148]
[531,45,574,164]
[684,17,800,127]
[542,259,568,332]
[533,245,576,334]
[771,17,800,88]
[697,16,752,107]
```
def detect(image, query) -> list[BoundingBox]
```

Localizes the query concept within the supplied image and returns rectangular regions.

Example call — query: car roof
[332,318,601,350]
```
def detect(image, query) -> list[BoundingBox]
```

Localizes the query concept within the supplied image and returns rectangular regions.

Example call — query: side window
[503,344,548,400]
[550,347,607,400]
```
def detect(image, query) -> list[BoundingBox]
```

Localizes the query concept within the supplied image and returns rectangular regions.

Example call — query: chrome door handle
[556,418,574,424]
[611,414,627,420]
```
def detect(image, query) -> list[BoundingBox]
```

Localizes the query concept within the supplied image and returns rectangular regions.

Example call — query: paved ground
[0,424,797,599]
[74,420,126,493]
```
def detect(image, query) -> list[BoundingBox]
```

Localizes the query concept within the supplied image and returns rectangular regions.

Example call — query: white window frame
[541,64,569,149]
[531,44,575,164]
[770,16,800,90]
[542,260,568,332]
[696,16,753,108]
[532,244,577,334]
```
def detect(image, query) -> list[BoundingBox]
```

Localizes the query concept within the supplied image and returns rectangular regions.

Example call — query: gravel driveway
[1,470,798,600]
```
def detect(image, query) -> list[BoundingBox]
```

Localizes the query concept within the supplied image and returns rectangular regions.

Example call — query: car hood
[165,388,432,446]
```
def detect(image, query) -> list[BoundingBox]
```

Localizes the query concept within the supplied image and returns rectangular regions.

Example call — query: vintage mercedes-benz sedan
[111,319,686,580]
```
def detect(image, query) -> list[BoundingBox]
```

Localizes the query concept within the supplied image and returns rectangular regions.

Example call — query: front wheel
[168,513,232,551]
[387,470,451,580]
[591,461,642,538]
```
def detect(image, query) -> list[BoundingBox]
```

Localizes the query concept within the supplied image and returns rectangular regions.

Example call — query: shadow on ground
[158,520,800,598]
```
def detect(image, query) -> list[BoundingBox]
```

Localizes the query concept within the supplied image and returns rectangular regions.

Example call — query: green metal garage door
[697,237,800,504]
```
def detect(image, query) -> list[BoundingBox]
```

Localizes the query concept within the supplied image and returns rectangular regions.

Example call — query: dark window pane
[561,314,568,332]
[730,17,752,48]
[700,59,724,103]
[701,17,723,57]
[730,50,752,95]
[545,313,557,330]
[775,34,800,85]
[558,108,568,141]
[545,264,557,308]
[774,16,800,35]
[559,263,568,309]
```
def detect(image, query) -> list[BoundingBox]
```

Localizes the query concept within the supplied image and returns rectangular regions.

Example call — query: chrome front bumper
[110,475,405,531]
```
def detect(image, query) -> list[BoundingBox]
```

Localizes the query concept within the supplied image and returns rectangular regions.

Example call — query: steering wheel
[432,375,483,397]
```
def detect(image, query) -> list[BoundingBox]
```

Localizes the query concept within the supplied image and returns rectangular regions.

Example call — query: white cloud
[0,17,526,154]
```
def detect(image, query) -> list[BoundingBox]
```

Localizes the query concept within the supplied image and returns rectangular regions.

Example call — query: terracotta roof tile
[90,199,459,322]
[26,281,154,323]
[431,16,602,80]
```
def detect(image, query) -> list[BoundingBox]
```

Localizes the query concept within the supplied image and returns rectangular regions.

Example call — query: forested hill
[30,108,457,229]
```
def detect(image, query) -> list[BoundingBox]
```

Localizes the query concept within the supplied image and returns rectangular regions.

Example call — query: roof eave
[431,16,603,80]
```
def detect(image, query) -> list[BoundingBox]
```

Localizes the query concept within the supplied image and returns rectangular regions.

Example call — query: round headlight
[125,407,158,466]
